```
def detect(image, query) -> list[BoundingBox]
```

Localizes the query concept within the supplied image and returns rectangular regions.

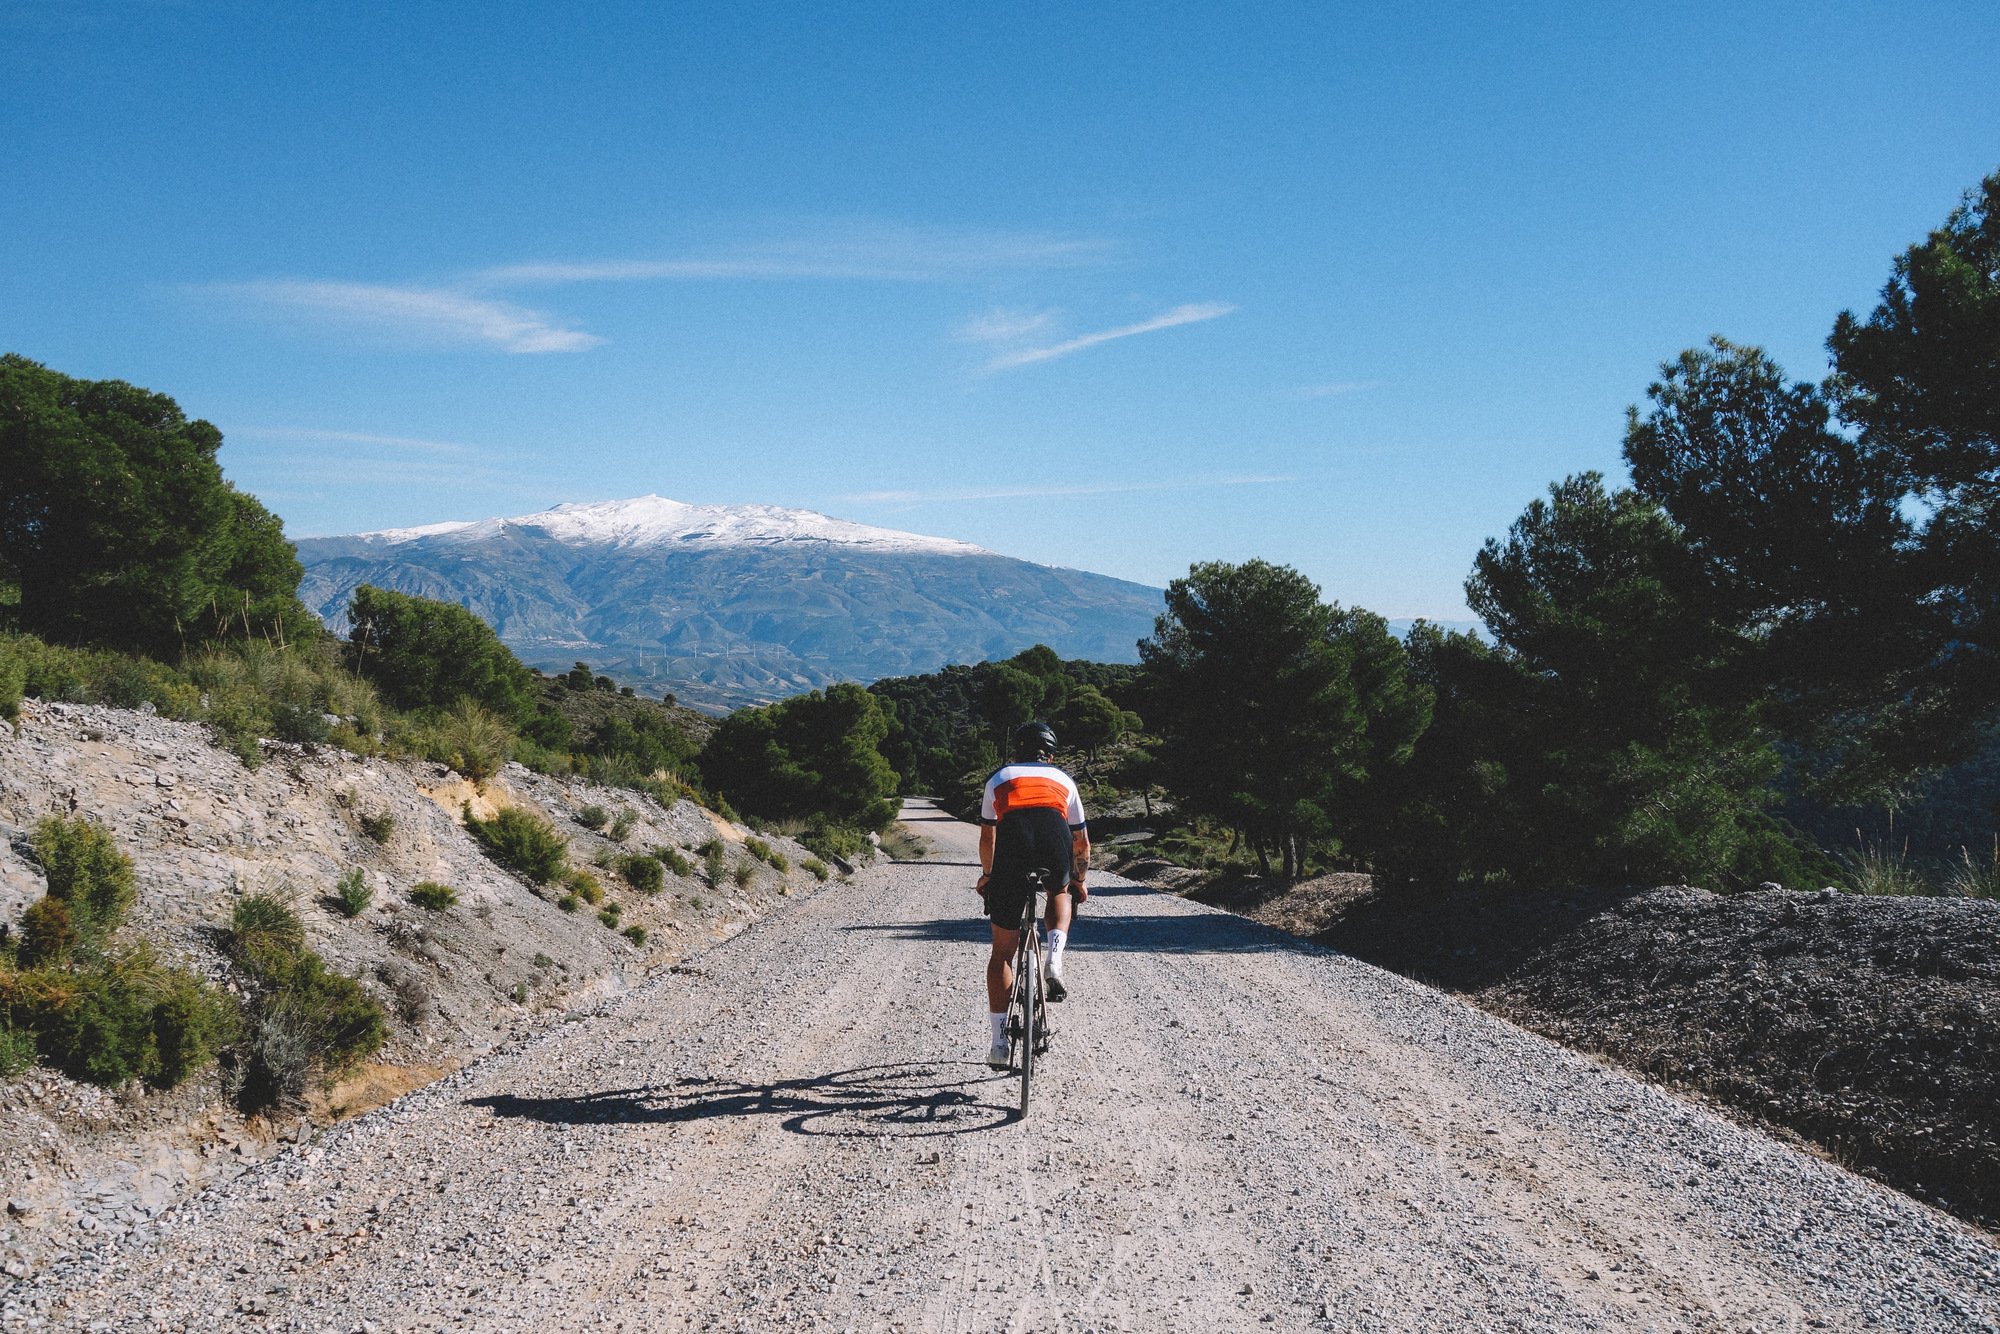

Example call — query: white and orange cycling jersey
[979,762,1087,830]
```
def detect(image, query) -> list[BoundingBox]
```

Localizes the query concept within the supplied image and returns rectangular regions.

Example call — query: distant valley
[296,496,1167,710]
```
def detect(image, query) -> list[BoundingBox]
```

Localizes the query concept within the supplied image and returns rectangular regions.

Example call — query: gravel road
[7,800,1996,1332]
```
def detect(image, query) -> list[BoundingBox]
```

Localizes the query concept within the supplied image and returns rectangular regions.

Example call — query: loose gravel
[5,802,1995,1332]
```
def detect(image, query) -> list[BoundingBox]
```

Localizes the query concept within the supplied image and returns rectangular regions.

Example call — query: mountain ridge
[296,496,1165,711]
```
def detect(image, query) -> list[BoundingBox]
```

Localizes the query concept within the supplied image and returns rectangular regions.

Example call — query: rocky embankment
[0,698,831,1276]
[1119,860,2000,1234]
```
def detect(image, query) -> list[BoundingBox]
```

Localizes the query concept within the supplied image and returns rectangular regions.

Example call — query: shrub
[357,811,396,844]
[619,853,663,894]
[420,697,514,784]
[608,809,637,843]
[334,868,373,918]
[657,846,694,879]
[0,1024,34,1076]
[689,896,705,910]
[557,893,580,913]
[744,837,788,872]
[228,895,306,984]
[1941,840,2000,899]
[28,946,237,1090]
[15,897,78,968]
[408,881,457,911]
[463,805,569,884]
[1840,842,1929,897]
[597,906,622,929]
[802,857,830,882]
[236,951,386,1113]
[732,858,755,889]
[269,702,330,746]
[564,867,605,905]
[621,925,647,947]
[0,649,24,733]
[701,840,726,888]
[32,816,136,946]
[531,952,555,969]
[797,817,866,866]
[577,804,609,831]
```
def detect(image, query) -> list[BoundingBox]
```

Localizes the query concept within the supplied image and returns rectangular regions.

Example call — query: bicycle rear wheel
[1017,930,1038,1117]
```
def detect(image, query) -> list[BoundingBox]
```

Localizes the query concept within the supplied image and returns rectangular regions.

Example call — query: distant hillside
[296,497,1164,711]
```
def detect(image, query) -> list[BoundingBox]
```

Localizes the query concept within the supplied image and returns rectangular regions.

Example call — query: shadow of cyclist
[468,1061,1017,1138]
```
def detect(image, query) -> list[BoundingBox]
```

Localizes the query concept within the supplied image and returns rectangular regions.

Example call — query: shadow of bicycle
[468,1061,1017,1138]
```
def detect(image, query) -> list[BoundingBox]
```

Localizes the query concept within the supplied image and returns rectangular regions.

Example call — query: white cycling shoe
[985,1041,1011,1070]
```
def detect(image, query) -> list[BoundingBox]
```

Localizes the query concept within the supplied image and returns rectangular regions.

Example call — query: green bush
[608,809,637,842]
[797,817,866,866]
[228,895,306,984]
[619,853,663,894]
[408,881,457,911]
[32,815,136,946]
[417,697,513,784]
[17,946,237,1091]
[0,648,24,733]
[564,867,605,905]
[334,869,373,918]
[236,952,385,1112]
[701,840,726,888]
[557,893,580,913]
[0,1024,34,1076]
[732,858,755,889]
[15,897,78,969]
[357,811,396,844]
[463,805,569,884]
[577,804,609,830]
[743,837,789,872]
[621,925,647,947]
[597,905,622,929]
[657,846,694,879]
[802,857,830,882]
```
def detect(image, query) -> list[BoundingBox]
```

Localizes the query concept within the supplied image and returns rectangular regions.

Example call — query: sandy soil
[8,802,1996,1332]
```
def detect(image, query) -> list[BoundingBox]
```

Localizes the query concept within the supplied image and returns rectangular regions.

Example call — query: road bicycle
[1004,868,1053,1117]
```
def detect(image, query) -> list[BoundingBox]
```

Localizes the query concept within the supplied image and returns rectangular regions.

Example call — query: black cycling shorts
[984,807,1075,927]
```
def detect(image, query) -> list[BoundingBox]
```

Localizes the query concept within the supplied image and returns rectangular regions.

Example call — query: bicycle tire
[1018,929,1037,1117]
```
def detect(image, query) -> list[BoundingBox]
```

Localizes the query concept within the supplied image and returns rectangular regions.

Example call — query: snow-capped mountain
[356,495,987,557]
[296,497,1164,711]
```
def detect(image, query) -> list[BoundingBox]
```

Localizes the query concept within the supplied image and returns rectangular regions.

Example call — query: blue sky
[4,1,1997,620]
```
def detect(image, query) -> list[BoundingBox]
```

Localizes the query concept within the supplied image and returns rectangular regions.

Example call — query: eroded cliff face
[0,698,828,1274]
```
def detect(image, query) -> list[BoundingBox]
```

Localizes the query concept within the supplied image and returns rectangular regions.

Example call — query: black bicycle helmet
[1013,720,1058,760]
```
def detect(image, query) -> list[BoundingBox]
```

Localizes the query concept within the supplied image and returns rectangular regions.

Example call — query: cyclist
[977,720,1090,1069]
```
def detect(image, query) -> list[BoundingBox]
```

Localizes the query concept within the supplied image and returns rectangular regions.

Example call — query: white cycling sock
[1045,928,1067,967]
[989,1012,1008,1046]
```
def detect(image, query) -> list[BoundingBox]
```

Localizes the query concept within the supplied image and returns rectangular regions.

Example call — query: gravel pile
[1163,866,2000,1231]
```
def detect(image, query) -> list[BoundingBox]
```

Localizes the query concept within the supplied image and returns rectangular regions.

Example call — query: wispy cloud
[984,302,1237,371]
[228,426,479,455]
[213,280,604,353]
[477,225,1113,288]
[955,307,1058,344]
[842,473,1292,504]
[1297,380,1379,399]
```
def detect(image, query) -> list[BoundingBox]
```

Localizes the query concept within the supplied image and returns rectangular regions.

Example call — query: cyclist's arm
[1070,825,1090,899]
[977,823,995,891]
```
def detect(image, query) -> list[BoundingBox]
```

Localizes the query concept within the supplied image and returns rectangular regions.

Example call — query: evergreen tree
[343,585,535,721]
[0,355,312,655]
[1140,559,1428,879]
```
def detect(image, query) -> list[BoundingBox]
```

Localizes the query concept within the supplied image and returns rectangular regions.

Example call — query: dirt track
[8,801,1997,1332]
